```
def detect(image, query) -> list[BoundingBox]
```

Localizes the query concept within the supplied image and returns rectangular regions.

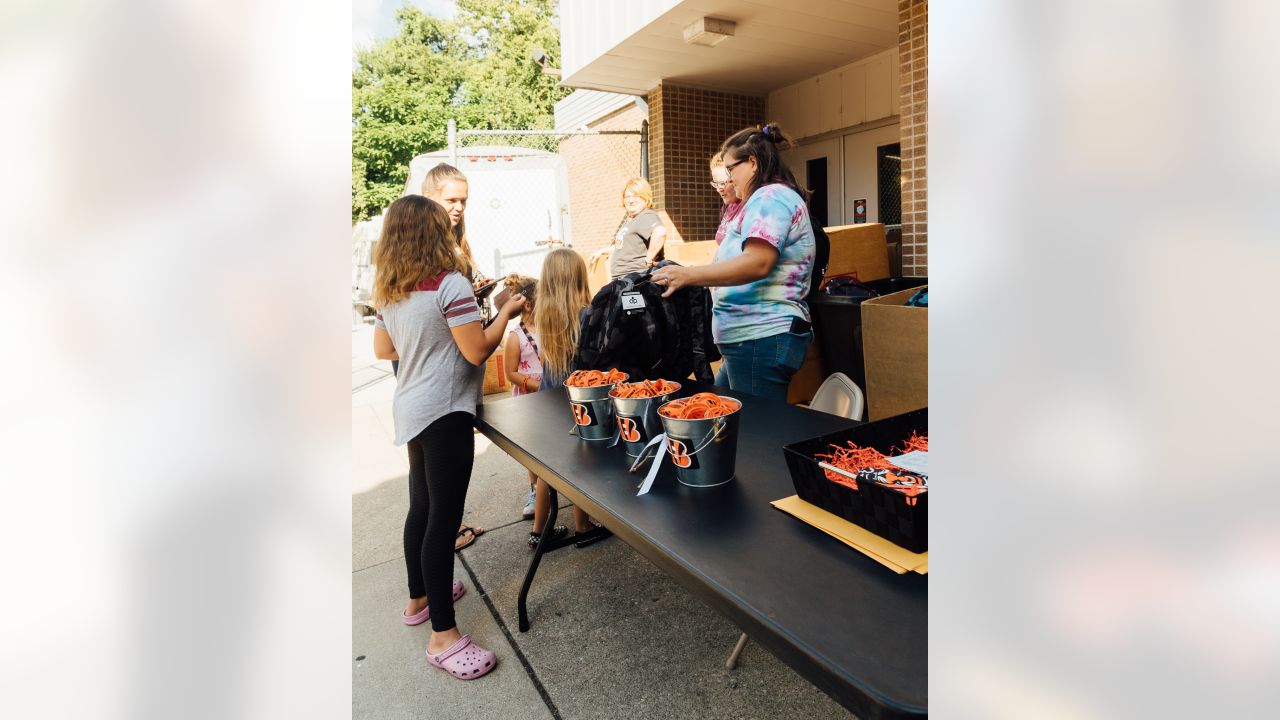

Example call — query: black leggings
[404,411,474,632]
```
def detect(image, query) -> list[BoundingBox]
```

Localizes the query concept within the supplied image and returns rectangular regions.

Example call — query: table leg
[518,486,560,632]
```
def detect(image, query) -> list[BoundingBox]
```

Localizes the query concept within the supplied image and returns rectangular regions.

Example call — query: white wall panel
[840,64,866,129]
[797,77,821,139]
[818,70,842,135]
[865,55,892,120]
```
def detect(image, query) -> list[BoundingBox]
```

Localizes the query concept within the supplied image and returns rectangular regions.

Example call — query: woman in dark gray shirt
[601,177,667,278]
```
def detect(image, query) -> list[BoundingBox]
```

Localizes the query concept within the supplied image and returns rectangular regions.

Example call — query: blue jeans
[714,330,813,403]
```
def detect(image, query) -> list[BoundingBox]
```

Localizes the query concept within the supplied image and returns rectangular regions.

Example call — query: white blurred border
[933,1,1280,717]
[0,1,351,718]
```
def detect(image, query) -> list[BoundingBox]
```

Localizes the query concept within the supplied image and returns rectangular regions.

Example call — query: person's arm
[449,293,526,366]
[650,239,777,298]
[645,225,667,265]
[373,327,399,360]
[503,332,537,392]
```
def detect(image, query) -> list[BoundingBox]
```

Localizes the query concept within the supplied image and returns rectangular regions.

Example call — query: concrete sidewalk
[352,325,854,719]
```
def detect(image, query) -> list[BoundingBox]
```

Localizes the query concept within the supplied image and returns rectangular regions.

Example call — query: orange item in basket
[564,368,628,387]
[658,392,740,420]
[814,432,929,501]
[611,379,679,399]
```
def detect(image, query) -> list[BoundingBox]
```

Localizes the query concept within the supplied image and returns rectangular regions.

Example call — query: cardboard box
[482,347,508,395]
[787,342,826,405]
[664,240,719,267]
[861,286,927,420]
[586,249,612,295]
[822,223,890,283]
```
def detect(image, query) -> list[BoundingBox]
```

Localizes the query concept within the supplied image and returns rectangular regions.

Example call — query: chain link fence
[451,126,644,281]
[352,124,645,324]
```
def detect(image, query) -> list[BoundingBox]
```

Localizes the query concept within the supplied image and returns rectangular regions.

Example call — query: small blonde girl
[528,248,611,549]
[502,273,542,521]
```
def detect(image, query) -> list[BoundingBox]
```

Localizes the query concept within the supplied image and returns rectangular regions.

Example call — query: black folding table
[475,383,927,719]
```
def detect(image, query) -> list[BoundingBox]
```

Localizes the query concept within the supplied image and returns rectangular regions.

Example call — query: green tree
[352,0,570,223]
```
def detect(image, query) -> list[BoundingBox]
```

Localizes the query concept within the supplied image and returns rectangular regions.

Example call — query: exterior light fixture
[529,48,561,76]
[682,17,735,47]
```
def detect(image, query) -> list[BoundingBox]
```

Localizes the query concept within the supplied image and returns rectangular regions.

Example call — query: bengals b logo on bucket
[668,439,693,468]
[618,416,640,443]
[571,403,593,426]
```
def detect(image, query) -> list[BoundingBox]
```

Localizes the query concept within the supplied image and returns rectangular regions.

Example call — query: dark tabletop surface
[477,383,927,719]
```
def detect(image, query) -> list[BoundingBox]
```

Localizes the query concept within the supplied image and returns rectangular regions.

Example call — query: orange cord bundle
[658,392,740,419]
[565,369,628,387]
[611,379,680,399]
[814,432,929,501]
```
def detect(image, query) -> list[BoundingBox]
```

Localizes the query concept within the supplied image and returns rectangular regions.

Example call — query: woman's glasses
[709,180,729,190]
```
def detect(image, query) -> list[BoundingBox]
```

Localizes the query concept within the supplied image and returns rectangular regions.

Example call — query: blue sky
[353,0,458,51]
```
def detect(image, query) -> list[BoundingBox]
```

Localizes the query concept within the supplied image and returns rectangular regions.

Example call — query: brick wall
[647,83,764,244]
[899,0,928,275]
[559,103,647,259]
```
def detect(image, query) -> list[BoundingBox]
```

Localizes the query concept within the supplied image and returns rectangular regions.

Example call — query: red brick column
[899,0,928,275]
[647,83,764,243]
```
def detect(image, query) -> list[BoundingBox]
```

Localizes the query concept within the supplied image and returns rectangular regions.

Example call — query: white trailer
[353,145,572,323]
[408,145,571,278]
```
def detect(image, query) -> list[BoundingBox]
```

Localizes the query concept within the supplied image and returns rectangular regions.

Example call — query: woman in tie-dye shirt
[652,124,815,402]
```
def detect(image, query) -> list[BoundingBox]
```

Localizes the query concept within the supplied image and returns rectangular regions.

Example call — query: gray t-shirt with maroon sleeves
[375,271,484,445]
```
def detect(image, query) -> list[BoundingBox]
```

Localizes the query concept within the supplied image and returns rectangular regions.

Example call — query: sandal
[426,634,497,680]
[455,524,485,552]
[527,525,568,550]
[402,579,466,626]
[573,522,612,549]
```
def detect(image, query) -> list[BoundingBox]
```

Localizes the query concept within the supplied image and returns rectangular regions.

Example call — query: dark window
[806,157,828,226]
[877,143,901,226]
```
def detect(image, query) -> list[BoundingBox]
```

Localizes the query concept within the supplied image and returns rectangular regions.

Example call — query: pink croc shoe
[402,579,466,626]
[426,635,497,680]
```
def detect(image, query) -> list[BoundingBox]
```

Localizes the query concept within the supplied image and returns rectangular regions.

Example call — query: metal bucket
[610,382,682,457]
[657,397,742,487]
[565,374,628,441]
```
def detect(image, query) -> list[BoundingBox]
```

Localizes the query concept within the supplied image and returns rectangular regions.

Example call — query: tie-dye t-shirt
[711,183,815,344]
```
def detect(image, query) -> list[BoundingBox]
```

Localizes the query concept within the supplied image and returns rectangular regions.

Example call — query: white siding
[554,90,640,132]
[561,0,681,80]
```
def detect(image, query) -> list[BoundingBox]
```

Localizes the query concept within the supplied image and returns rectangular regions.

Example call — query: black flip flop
[455,525,484,552]
[573,523,612,549]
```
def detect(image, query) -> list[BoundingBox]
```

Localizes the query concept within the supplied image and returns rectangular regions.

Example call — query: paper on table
[886,450,929,476]
[771,495,928,574]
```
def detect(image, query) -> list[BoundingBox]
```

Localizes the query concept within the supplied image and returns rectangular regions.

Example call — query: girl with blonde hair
[422,163,483,285]
[372,194,526,680]
[601,176,666,279]
[501,273,542,520]
[528,248,611,548]
[421,162,490,549]
[709,152,745,245]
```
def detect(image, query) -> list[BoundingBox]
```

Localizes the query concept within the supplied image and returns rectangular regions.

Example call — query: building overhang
[561,0,898,97]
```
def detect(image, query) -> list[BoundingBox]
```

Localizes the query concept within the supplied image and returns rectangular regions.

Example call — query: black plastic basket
[782,408,928,552]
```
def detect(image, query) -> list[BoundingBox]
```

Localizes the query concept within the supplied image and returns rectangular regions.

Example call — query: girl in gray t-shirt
[594,177,668,279]
[372,195,526,680]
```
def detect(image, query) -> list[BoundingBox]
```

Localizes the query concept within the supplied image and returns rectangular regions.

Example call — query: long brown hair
[422,163,477,277]
[372,195,461,308]
[532,248,591,378]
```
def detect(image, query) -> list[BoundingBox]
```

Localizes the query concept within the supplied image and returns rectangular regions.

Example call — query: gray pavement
[352,325,855,719]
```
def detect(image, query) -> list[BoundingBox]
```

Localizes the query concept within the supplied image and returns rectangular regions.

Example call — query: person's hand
[650,265,690,298]
[500,292,526,316]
